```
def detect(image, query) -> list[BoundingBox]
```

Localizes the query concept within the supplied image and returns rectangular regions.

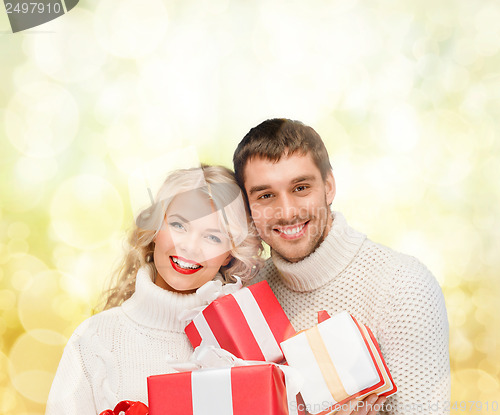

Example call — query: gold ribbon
[305,326,348,403]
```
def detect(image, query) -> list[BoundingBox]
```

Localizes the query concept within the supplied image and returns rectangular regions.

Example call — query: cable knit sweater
[250,212,450,415]
[45,267,210,415]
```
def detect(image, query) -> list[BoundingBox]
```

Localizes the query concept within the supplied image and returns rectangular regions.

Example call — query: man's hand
[334,394,387,415]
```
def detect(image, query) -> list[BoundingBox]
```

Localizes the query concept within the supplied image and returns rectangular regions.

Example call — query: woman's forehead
[167,189,218,222]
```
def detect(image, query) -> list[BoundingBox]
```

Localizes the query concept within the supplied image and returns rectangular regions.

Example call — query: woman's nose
[173,231,202,257]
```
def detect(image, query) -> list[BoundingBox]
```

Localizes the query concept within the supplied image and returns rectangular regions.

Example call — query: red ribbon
[99,400,149,415]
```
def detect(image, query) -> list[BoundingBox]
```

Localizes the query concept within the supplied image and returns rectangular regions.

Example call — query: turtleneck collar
[271,211,366,292]
[121,267,213,332]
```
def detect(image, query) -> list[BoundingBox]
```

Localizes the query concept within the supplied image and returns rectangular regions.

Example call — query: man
[233,119,450,415]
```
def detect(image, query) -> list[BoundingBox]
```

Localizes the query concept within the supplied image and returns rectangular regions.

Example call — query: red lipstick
[169,256,203,275]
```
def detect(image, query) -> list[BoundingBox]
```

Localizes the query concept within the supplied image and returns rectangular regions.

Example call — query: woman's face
[153,190,232,293]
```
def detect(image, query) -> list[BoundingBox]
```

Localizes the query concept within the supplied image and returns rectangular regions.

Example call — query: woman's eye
[206,234,222,243]
[168,221,185,231]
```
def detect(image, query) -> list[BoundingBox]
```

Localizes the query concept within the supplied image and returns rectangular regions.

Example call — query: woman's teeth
[171,257,201,269]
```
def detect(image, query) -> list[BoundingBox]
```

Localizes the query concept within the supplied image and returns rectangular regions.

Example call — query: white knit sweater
[250,212,450,415]
[45,267,209,415]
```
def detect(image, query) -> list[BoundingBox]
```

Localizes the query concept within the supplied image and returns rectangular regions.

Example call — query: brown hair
[233,118,332,191]
[97,165,263,312]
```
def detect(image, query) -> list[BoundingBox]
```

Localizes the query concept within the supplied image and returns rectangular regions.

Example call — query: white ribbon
[178,277,243,324]
[232,287,284,362]
[170,344,303,415]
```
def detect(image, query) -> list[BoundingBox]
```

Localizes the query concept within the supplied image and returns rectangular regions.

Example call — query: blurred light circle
[11,270,33,291]
[27,9,107,83]
[0,290,17,311]
[94,73,139,125]
[50,175,123,249]
[8,330,66,404]
[0,168,45,212]
[419,110,476,185]
[443,64,469,93]
[453,369,500,402]
[15,156,58,185]
[0,385,24,414]
[4,82,79,158]
[7,239,29,255]
[105,111,182,174]
[7,222,30,239]
[18,270,85,335]
[450,329,474,361]
[474,5,500,57]
[0,350,9,384]
[94,0,168,59]
[3,253,48,291]
[56,247,123,307]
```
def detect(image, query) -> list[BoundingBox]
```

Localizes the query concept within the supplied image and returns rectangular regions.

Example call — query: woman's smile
[169,255,203,274]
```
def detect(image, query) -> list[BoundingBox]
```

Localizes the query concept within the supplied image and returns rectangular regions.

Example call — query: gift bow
[170,344,303,415]
[99,400,149,415]
[178,277,243,324]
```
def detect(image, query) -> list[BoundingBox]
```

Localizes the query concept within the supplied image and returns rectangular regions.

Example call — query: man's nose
[275,193,299,221]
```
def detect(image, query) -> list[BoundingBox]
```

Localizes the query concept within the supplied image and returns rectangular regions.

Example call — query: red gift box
[184,281,295,362]
[147,364,293,415]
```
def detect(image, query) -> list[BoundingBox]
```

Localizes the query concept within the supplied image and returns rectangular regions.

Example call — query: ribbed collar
[271,211,366,292]
[121,267,211,332]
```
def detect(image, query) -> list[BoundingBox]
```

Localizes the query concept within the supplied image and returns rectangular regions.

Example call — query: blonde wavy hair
[98,165,263,311]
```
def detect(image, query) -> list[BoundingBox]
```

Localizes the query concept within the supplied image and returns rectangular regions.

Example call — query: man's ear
[325,170,336,205]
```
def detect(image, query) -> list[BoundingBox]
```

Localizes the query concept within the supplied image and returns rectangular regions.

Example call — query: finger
[366,396,387,415]
[332,398,360,415]
[355,394,378,415]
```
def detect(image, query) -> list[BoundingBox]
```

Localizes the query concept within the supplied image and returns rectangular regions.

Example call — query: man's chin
[267,233,326,263]
[271,244,314,263]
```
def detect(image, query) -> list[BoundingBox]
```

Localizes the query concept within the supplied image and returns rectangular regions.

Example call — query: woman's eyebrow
[205,228,224,234]
[168,213,225,235]
[167,213,187,222]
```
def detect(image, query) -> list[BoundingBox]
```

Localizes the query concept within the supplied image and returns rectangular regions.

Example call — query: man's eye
[258,193,273,200]
[168,221,185,231]
[294,185,308,192]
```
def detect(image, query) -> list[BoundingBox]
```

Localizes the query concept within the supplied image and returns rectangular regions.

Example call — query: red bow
[99,400,149,415]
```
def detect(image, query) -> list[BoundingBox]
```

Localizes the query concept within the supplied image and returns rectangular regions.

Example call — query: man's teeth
[278,223,305,235]
[172,257,201,269]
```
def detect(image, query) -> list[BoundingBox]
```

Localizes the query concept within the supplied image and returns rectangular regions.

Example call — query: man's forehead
[243,152,319,187]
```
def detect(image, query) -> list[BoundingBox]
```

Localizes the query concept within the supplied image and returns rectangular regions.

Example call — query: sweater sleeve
[45,328,98,415]
[379,257,450,415]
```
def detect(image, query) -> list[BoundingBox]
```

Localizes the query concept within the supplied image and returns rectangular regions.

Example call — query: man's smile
[272,220,309,240]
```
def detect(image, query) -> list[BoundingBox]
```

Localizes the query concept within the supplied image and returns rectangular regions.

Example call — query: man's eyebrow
[292,175,317,184]
[248,185,271,195]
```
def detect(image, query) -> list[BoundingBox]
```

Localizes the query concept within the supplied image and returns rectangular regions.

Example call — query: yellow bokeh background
[1,0,499,413]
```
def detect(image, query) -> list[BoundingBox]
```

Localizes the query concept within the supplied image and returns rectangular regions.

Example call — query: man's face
[243,152,335,262]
